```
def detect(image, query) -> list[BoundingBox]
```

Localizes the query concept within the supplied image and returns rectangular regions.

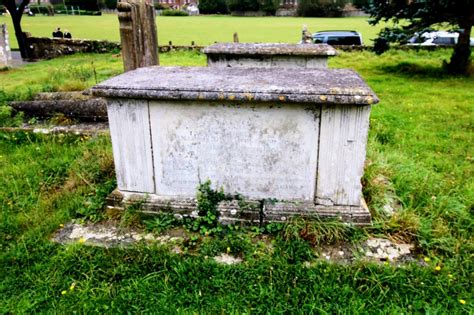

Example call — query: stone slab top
[203,43,338,57]
[91,66,378,105]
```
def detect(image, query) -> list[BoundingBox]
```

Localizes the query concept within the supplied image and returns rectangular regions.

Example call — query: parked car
[407,31,474,46]
[311,30,363,46]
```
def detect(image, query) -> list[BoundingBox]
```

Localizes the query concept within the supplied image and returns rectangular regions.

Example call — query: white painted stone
[208,56,328,69]
[316,104,371,206]
[0,24,12,68]
[203,43,336,69]
[214,254,242,265]
[149,102,319,200]
[107,99,155,193]
[93,67,378,223]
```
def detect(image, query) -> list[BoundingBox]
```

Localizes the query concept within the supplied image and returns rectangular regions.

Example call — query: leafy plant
[76,179,116,222]
[184,180,231,235]
[144,213,178,234]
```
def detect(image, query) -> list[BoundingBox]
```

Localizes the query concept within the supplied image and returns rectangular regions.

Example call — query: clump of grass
[281,217,365,246]
[199,232,253,258]
[0,105,23,127]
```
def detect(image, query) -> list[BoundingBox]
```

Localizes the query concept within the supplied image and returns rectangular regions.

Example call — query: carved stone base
[106,190,371,225]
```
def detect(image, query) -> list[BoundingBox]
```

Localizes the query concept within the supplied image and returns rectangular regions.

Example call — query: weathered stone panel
[0,24,12,67]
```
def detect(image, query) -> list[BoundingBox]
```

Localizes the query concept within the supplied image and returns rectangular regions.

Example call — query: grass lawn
[0,15,387,49]
[0,50,473,312]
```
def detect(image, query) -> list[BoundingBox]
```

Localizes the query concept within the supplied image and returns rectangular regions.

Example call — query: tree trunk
[4,0,31,59]
[11,14,29,59]
[447,21,472,75]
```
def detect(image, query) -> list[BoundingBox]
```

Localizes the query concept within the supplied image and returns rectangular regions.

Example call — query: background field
[0,15,387,49]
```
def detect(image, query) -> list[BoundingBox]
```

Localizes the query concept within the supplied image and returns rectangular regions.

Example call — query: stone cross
[0,24,12,68]
[117,0,159,72]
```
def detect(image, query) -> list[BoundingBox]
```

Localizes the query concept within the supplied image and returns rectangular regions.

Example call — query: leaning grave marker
[92,66,378,224]
[203,43,337,69]
[0,24,12,68]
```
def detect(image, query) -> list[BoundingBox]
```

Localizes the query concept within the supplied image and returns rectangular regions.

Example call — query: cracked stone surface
[52,223,182,247]
[51,223,417,266]
[364,238,414,262]
[91,66,379,105]
[203,43,338,56]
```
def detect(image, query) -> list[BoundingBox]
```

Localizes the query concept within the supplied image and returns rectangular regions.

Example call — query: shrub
[161,9,189,16]
[29,4,54,15]
[199,0,228,14]
[352,0,370,10]
[154,2,165,10]
[65,0,99,11]
[99,0,118,10]
[260,0,279,14]
[226,0,280,15]
[227,0,259,12]
[297,0,347,17]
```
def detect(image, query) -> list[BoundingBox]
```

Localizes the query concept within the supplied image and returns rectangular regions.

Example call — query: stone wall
[0,24,12,68]
[275,8,297,16]
[23,36,205,60]
[25,36,121,60]
[21,35,448,61]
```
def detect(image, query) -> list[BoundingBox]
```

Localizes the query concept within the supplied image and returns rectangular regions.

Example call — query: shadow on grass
[379,61,450,78]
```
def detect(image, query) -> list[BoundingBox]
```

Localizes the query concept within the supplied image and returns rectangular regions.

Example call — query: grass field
[0,15,387,49]
[1,50,473,312]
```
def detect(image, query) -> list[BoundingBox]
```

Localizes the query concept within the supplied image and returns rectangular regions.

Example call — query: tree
[297,0,347,17]
[199,0,228,14]
[226,0,259,12]
[65,0,100,11]
[367,0,474,75]
[351,0,369,10]
[260,0,279,15]
[0,0,31,59]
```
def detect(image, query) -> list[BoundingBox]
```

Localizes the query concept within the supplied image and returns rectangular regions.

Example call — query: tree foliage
[351,0,369,10]
[297,0,347,17]
[65,0,99,11]
[227,0,260,12]
[99,0,117,10]
[260,0,280,15]
[199,0,228,14]
[367,0,474,75]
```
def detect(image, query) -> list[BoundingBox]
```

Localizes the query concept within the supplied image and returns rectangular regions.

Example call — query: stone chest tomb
[203,43,337,69]
[92,66,378,224]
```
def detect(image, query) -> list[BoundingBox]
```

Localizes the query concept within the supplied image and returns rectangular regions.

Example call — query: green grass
[0,15,387,49]
[1,50,473,312]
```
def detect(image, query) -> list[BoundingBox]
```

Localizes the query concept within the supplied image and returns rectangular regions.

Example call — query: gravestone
[0,24,12,68]
[203,43,337,69]
[117,0,158,71]
[92,66,378,224]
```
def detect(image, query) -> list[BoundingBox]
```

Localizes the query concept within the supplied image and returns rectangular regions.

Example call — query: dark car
[311,30,363,46]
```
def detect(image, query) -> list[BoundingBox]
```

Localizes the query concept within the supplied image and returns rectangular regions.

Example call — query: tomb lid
[203,43,338,57]
[91,66,378,105]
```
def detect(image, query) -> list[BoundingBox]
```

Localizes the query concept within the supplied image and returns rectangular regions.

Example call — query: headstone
[117,0,159,72]
[203,43,337,69]
[0,24,12,68]
[92,66,378,224]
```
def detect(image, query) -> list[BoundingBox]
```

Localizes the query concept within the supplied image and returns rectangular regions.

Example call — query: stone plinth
[0,24,12,68]
[203,43,337,69]
[92,66,378,224]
